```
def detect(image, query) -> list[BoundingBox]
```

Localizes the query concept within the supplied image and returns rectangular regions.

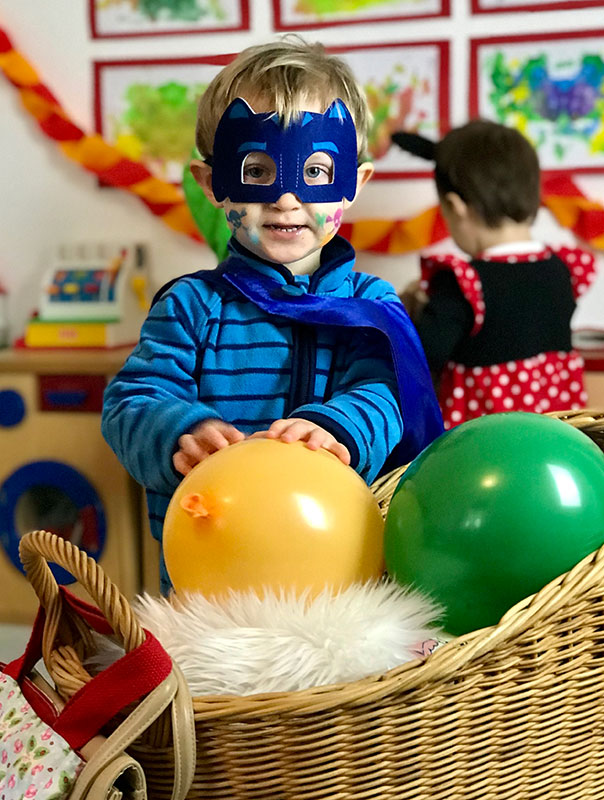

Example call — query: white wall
[1,0,603,341]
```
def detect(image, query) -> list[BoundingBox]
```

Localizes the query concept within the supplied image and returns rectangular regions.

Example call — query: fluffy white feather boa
[126,581,444,696]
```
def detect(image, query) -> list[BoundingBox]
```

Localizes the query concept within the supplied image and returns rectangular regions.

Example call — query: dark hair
[434,120,541,228]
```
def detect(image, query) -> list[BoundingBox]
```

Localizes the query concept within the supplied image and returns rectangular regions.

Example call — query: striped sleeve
[101,280,220,495]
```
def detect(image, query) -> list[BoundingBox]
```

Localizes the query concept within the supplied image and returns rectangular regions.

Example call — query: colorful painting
[472,0,604,12]
[273,0,449,30]
[89,0,249,38]
[94,56,234,182]
[331,42,449,178]
[470,31,604,174]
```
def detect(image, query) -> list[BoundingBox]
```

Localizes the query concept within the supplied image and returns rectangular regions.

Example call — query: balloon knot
[181,492,210,519]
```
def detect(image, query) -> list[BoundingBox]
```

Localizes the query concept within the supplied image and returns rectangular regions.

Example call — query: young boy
[394,120,596,429]
[102,38,442,593]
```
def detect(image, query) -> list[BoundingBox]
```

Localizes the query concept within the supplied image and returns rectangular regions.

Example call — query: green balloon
[182,150,231,262]
[384,413,604,636]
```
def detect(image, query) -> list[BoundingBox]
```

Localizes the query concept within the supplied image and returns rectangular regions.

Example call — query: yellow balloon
[163,439,384,598]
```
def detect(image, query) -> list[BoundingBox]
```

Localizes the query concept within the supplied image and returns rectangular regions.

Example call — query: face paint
[327,208,343,230]
[248,226,261,245]
[212,98,359,204]
[226,208,247,230]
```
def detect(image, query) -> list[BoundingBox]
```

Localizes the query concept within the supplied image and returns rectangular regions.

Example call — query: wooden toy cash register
[24,242,149,349]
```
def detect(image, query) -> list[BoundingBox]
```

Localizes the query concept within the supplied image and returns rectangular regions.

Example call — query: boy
[394,120,596,428]
[102,38,442,592]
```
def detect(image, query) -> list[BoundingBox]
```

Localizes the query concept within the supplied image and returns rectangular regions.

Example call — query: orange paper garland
[0,27,202,243]
[2,25,604,255]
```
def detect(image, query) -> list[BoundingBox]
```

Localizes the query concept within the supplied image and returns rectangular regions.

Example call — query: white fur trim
[130,582,443,696]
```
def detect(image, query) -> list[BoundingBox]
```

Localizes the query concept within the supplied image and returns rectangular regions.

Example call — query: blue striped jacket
[102,236,437,591]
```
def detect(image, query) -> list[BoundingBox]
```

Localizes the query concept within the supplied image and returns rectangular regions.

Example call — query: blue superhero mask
[211,97,359,204]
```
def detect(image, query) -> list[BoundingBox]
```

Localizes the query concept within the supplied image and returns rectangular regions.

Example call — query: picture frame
[93,55,235,183]
[89,0,249,39]
[471,0,604,12]
[329,41,450,179]
[94,41,449,185]
[272,0,449,32]
[470,30,604,174]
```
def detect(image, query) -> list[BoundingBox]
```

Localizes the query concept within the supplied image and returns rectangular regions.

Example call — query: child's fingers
[277,419,311,442]
[173,450,197,476]
[304,427,327,450]
[248,430,270,439]
[326,440,351,466]
[303,429,351,465]
[264,419,293,438]
[216,422,246,444]
[198,426,233,452]
[177,432,211,463]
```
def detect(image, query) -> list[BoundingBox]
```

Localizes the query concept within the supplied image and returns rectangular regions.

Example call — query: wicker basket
[18,409,604,800]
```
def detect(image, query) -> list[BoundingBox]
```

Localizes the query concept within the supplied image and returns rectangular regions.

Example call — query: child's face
[192,96,373,274]
[220,173,349,274]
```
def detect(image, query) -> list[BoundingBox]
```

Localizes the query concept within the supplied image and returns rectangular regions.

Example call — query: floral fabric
[0,673,83,800]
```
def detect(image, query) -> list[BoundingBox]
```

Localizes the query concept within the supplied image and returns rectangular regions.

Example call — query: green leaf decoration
[182,150,231,263]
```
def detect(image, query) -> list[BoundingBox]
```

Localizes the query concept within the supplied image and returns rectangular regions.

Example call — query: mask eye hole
[242,152,276,186]
[303,152,334,186]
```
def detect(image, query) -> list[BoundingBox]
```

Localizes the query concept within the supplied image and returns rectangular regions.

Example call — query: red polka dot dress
[415,244,596,430]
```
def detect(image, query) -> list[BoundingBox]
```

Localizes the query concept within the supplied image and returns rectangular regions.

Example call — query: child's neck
[471,220,533,256]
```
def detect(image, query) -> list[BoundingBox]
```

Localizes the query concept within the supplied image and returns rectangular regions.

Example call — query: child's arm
[102,281,233,494]
[399,278,428,324]
[414,270,474,374]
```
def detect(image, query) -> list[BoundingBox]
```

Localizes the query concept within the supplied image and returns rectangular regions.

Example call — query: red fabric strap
[3,606,47,681]
[54,629,172,749]
[3,590,173,750]
[4,589,114,682]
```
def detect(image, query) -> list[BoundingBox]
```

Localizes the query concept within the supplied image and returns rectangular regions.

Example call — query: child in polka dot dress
[393,120,596,430]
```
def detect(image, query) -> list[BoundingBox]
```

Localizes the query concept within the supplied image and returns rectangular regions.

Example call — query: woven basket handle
[19,530,144,695]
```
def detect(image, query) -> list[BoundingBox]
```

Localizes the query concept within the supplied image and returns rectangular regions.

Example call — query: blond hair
[195,37,371,161]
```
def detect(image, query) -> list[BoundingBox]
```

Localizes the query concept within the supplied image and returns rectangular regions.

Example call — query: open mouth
[264,224,307,233]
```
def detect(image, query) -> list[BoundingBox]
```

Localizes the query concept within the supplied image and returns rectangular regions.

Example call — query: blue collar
[226,236,356,294]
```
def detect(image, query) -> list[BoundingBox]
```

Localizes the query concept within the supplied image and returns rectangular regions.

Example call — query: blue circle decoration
[0,461,106,584]
[0,390,26,428]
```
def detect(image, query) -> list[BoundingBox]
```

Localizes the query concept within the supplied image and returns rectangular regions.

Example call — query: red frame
[272,0,449,31]
[327,40,450,180]
[89,0,249,39]
[469,29,604,177]
[472,0,604,12]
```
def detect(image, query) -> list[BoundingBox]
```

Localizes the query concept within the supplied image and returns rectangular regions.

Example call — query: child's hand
[251,418,351,466]
[173,419,245,476]
[399,279,428,323]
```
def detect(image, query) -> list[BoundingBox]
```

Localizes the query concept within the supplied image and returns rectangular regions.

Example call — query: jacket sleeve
[101,281,221,495]
[415,269,475,375]
[292,276,405,484]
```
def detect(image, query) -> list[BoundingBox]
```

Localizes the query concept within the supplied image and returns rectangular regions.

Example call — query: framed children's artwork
[94,55,235,183]
[89,0,249,39]
[470,30,604,174]
[273,0,449,31]
[472,0,604,12]
[329,41,450,179]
